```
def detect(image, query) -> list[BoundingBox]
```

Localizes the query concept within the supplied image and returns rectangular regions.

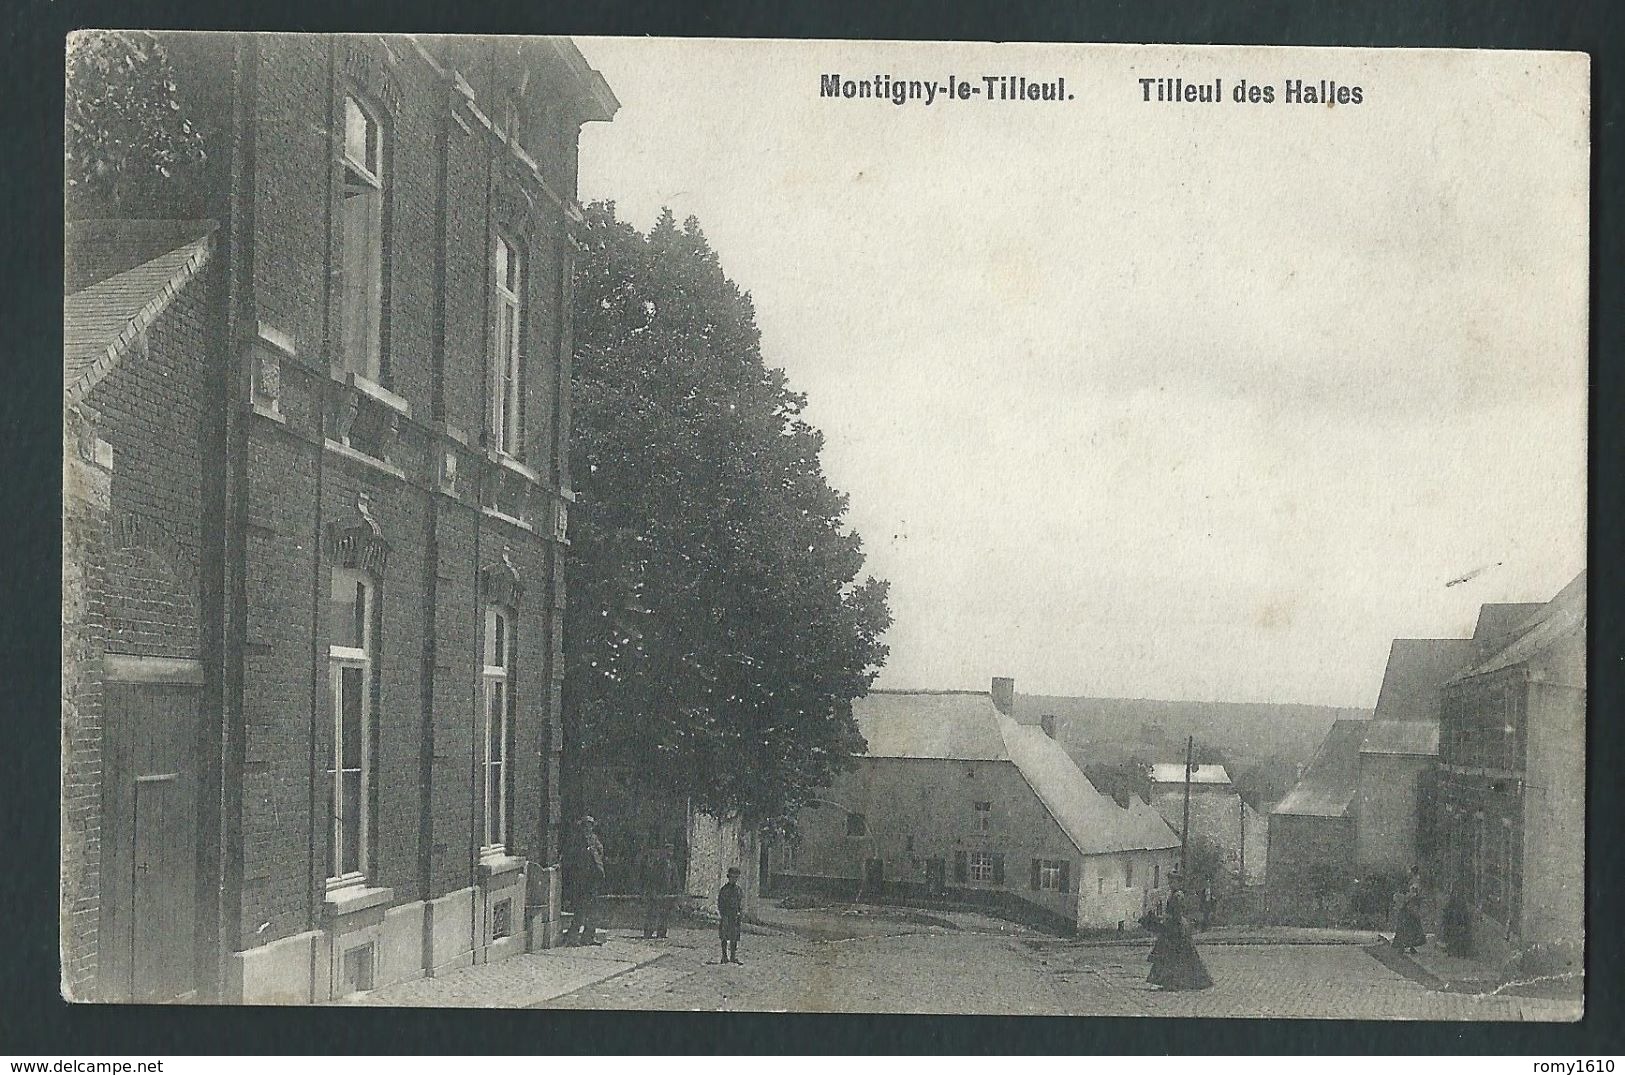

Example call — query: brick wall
[229,34,584,964]
[61,414,111,1000]
[62,254,216,997]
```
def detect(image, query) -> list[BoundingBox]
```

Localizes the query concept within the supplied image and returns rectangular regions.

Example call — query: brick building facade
[1435,573,1585,968]
[62,33,617,1003]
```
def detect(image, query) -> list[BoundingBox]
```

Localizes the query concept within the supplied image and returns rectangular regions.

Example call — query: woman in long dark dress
[1148,889,1213,991]
[1390,867,1426,953]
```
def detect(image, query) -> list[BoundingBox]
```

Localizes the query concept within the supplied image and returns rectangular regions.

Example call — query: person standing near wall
[565,816,607,946]
[640,840,679,939]
[716,866,744,964]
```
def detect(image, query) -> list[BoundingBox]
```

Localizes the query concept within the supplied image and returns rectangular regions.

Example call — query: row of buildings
[63,35,618,1002]
[1266,574,1585,968]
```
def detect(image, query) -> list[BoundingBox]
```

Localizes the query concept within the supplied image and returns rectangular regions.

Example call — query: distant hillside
[1013,694,1369,806]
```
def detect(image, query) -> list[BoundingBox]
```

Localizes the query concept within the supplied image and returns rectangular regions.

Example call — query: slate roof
[64,227,214,407]
[853,690,1181,855]
[1450,572,1586,685]
[1358,720,1440,757]
[1271,719,1370,818]
[66,219,215,294]
[1472,603,1546,652]
[1370,638,1476,723]
[1148,763,1232,786]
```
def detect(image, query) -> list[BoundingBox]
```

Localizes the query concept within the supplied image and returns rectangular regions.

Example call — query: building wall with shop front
[1436,630,1582,963]
[1517,636,1584,952]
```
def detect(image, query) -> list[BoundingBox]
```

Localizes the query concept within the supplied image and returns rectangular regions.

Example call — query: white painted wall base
[228,875,538,1003]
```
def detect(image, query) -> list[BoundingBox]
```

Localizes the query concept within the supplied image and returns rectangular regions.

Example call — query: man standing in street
[716,865,744,964]
[566,815,606,946]
[639,840,679,939]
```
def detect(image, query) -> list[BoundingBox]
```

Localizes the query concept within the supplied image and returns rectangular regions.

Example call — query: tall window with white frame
[483,605,514,851]
[340,96,385,381]
[490,236,525,456]
[328,568,375,886]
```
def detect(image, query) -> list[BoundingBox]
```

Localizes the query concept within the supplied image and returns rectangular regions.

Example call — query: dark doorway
[863,857,885,897]
[925,857,946,896]
[100,679,202,1002]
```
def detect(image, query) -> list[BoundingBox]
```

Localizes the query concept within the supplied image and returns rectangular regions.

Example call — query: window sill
[325,439,407,482]
[490,450,540,485]
[478,852,525,880]
[480,505,533,532]
[332,370,412,419]
[252,401,287,424]
[324,884,394,918]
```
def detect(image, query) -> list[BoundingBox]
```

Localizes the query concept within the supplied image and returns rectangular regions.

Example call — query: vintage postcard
[62,34,1587,1019]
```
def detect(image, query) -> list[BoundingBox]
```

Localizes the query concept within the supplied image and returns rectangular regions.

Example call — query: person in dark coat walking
[1147,885,1213,991]
[639,841,680,939]
[716,866,744,964]
[565,816,606,946]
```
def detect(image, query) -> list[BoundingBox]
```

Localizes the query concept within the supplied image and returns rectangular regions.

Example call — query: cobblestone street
[551,927,1578,1020]
[353,904,1580,1020]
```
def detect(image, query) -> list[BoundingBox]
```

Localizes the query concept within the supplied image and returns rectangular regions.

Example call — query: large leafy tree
[567,203,890,828]
[66,31,208,220]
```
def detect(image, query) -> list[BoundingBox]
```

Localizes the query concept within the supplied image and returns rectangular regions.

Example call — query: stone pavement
[337,934,671,1007]
[546,911,1582,1020]
[332,905,1583,1019]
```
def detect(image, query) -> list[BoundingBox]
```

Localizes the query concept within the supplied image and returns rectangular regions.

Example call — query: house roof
[1148,763,1232,786]
[64,226,214,407]
[1359,720,1440,757]
[1370,638,1476,723]
[1272,719,1370,818]
[853,690,1180,854]
[853,690,1012,760]
[1450,572,1586,685]
[66,219,215,294]
[1472,603,1546,652]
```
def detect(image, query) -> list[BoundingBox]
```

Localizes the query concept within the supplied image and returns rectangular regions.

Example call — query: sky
[574,40,1588,707]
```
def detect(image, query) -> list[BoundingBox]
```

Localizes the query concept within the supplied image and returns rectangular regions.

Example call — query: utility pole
[1180,735,1193,876]
[1238,796,1246,887]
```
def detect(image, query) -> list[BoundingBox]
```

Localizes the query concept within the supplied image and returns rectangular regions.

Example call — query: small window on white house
[1153,862,1161,889]
[339,97,385,382]
[1125,859,1135,887]
[969,851,1003,884]
[1037,860,1064,891]
[327,569,375,884]
[1097,875,1105,895]
[974,801,992,832]
[483,605,514,851]
[490,236,525,455]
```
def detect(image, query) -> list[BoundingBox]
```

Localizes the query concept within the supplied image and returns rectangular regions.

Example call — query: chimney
[990,677,1015,716]
[1040,714,1057,739]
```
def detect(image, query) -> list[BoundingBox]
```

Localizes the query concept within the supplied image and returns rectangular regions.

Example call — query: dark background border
[4,0,1619,1055]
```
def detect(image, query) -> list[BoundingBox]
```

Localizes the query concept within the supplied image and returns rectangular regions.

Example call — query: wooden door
[101,680,201,1002]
